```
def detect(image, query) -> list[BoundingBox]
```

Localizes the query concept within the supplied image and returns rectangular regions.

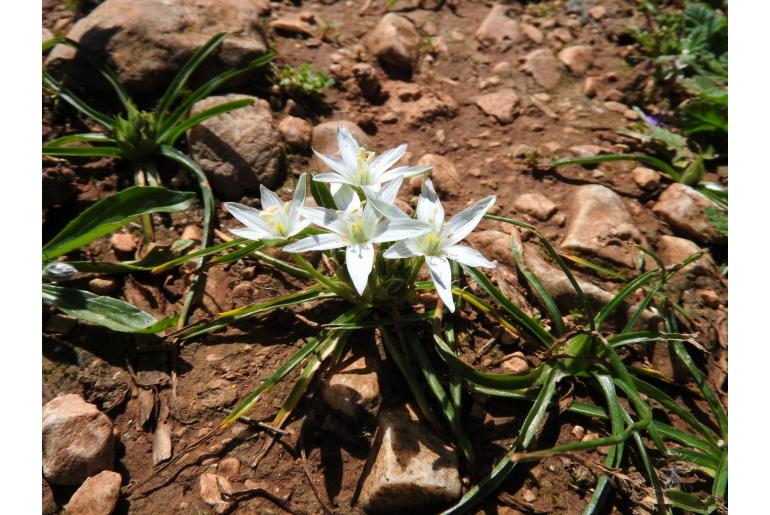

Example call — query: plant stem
[291,253,355,301]
[132,162,155,244]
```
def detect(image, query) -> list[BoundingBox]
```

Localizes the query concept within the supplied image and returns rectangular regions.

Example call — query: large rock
[65,470,122,515]
[476,4,522,51]
[42,394,115,485]
[411,154,461,196]
[561,185,649,268]
[359,407,462,513]
[523,49,563,90]
[45,0,269,94]
[558,45,595,76]
[187,94,283,201]
[382,81,458,127]
[656,235,717,277]
[473,89,520,124]
[366,14,420,71]
[652,184,726,244]
[278,116,312,151]
[321,349,381,419]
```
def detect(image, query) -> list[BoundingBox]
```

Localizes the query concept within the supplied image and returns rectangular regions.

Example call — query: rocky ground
[43,0,727,513]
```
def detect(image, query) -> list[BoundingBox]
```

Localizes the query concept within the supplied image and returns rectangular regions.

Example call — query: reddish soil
[43,1,727,514]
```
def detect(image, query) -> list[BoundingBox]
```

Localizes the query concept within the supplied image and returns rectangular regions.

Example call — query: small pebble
[110,233,137,253]
[523,489,537,503]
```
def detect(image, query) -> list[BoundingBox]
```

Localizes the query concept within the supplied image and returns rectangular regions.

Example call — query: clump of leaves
[42,33,274,325]
[124,131,726,515]
[275,63,335,101]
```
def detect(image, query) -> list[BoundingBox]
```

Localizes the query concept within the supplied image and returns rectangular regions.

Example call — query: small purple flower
[641,111,662,127]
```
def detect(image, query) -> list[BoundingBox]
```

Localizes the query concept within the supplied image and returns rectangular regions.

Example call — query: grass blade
[593,269,661,329]
[42,186,196,261]
[43,146,123,158]
[551,153,681,182]
[154,32,228,129]
[43,71,114,128]
[44,133,115,147]
[160,98,255,145]
[42,283,175,333]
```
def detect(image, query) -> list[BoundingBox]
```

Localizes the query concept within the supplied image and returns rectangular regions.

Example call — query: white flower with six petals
[224,173,311,241]
[313,126,430,190]
[284,178,430,295]
[376,179,497,312]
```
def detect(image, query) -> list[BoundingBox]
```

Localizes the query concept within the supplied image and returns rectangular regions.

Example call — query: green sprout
[274,63,335,101]
[42,33,274,326]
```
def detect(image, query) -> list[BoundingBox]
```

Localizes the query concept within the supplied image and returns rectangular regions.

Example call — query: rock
[569,144,606,157]
[411,154,461,196]
[571,425,585,439]
[181,225,203,242]
[351,62,382,100]
[383,81,458,127]
[477,4,522,51]
[188,94,283,201]
[656,235,717,276]
[359,407,462,512]
[466,230,516,269]
[88,277,120,295]
[558,45,594,76]
[42,394,115,485]
[632,166,660,191]
[366,14,420,71]
[521,23,544,44]
[43,479,57,515]
[604,101,629,114]
[321,349,381,419]
[110,233,136,254]
[473,89,520,124]
[65,470,122,515]
[46,0,268,94]
[270,14,316,37]
[514,193,557,221]
[582,77,599,98]
[501,353,530,375]
[561,185,649,268]
[589,5,607,20]
[652,184,726,244]
[492,61,512,76]
[278,116,312,151]
[523,489,537,503]
[217,457,241,481]
[199,473,234,514]
[523,49,563,90]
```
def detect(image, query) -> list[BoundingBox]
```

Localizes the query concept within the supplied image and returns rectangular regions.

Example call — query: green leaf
[42,283,175,333]
[310,174,337,209]
[43,145,123,158]
[705,206,727,236]
[154,32,228,129]
[42,186,196,261]
[160,98,255,145]
[665,489,718,514]
[681,100,728,136]
[44,133,116,147]
[43,71,114,129]
[551,153,681,182]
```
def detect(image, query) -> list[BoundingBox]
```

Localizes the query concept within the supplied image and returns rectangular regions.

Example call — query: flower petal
[378,176,403,204]
[337,126,361,167]
[312,172,354,185]
[443,195,496,245]
[224,202,270,232]
[284,233,348,252]
[260,185,283,210]
[312,150,354,179]
[414,179,444,228]
[298,207,347,234]
[332,184,356,211]
[383,240,424,259]
[286,218,312,238]
[444,244,496,268]
[371,218,431,243]
[425,255,455,312]
[380,165,432,182]
[228,226,272,241]
[364,184,410,221]
[346,242,374,295]
[290,173,307,213]
[370,144,406,180]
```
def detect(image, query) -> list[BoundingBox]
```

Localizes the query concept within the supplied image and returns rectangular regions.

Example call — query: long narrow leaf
[551,153,681,182]
[42,186,196,261]
[42,283,175,333]
[43,145,123,158]
[44,133,115,147]
[43,71,114,128]
[161,98,254,145]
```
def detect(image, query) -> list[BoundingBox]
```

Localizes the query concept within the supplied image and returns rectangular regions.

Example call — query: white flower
[380,179,496,312]
[313,126,430,190]
[224,173,310,241]
[284,178,430,295]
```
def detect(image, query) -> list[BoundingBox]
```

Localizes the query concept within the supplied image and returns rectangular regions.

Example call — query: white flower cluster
[224,127,496,312]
